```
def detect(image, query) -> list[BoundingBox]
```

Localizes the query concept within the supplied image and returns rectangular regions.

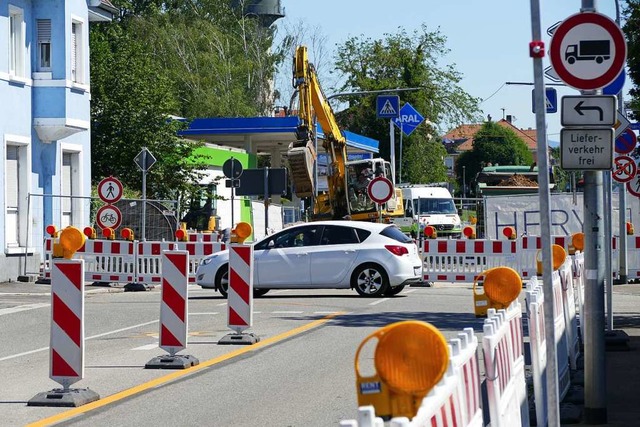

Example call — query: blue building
[0,0,115,281]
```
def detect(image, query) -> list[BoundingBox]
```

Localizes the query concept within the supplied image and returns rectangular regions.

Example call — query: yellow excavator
[287,45,404,222]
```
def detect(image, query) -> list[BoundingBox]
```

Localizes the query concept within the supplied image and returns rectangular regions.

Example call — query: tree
[455,121,534,194]
[90,23,207,200]
[624,1,640,121]
[332,25,481,184]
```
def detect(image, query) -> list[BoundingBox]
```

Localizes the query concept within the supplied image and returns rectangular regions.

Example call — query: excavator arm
[288,45,349,219]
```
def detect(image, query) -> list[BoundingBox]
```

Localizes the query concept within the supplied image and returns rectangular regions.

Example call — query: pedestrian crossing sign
[531,87,558,114]
[376,95,400,119]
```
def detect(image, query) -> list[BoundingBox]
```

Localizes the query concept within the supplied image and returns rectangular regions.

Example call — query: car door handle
[343,249,356,253]
[297,253,309,257]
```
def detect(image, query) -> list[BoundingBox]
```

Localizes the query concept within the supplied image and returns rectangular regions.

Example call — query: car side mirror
[268,240,275,248]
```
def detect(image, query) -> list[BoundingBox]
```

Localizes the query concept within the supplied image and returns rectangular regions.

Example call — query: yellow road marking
[27,312,344,427]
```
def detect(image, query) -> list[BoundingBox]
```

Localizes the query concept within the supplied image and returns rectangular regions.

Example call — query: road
[0,282,485,426]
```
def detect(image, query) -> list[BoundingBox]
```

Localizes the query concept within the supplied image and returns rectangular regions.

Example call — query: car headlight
[200,257,214,266]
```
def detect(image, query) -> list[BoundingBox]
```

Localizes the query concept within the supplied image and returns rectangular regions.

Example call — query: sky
[276,0,631,144]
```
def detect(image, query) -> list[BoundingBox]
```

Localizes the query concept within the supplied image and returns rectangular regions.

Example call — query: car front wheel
[215,265,269,298]
[352,264,389,297]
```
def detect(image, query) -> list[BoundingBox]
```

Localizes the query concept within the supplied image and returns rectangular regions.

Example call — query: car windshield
[380,225,413,243]
[414,198,456,215]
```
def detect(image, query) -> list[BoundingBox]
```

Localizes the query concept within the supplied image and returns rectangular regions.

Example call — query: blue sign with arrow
[393,103,425,136]
[376,95,400,119]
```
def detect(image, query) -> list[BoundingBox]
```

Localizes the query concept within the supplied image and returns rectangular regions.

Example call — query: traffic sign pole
[531,0,561,424]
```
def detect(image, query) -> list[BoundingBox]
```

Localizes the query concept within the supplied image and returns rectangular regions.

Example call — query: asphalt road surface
[0,281,487,426]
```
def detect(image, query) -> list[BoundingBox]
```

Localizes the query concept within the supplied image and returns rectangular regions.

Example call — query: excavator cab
[346,159,403,221]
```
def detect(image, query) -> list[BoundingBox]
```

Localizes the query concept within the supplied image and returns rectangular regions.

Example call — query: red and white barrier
[559,258,580,370]
[482,303,529,427]
[525,273,572,426]
[159,251,189,355]
[136,241,177,284]
[185,232,220,242]
[79,240,135,283]
[42,237,225,285]
[227,244,253,334]
[50,259,85,386]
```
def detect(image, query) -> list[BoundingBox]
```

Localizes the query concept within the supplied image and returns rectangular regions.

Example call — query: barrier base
[35,278,51,285]
[605,330,631,351]
[124,282,154,292]
[145,354,199,369]
[218,332,260,345]
[27,388,100,407]
[410,281,433,287]
[17,274,37,282]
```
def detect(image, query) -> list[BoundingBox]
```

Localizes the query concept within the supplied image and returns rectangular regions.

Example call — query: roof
[442,119,538,152]
[179,116,379,154]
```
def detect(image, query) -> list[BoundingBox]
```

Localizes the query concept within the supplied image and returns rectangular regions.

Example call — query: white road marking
[369,298,390,306]
[216,302,227,306]
[0,303,50,316]
[132,343,158,351]
[313,311,339,314]
[272,311,304,314]
[0,320,158,363]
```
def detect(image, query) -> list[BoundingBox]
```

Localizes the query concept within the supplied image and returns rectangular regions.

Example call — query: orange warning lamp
[83,226,97,239]
[175,228,188,242]
[473,267,522,317]
[53,226,86,259]
[536,244,567,275]
[502,226,517,240]
[470,215,478,225]
[463,226,476,239]
[423,225,437,239]
[121,228,134,241]
[627,222,634,236]
[355,321,449,419]
[571,232,585,252]
[102,227,116,240]
[46,224,59,238]
[231,222,252,244]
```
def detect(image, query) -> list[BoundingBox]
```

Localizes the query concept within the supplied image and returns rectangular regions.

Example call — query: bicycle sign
[96,205,122,230]
[98,176,123,204]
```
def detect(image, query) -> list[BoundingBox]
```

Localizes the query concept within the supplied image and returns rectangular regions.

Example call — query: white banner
[484,192,639,240]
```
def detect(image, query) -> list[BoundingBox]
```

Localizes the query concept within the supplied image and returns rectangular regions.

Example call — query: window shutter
[71,24,77,80]
[37,19,51,41]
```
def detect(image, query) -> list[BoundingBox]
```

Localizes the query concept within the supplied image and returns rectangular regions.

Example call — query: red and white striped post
[50,259,85,387]
[219,243,259,344]
[29,256,100,406]
[146,250,199,369]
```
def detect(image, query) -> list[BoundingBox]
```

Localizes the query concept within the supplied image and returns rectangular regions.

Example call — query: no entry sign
[367,177,394,205]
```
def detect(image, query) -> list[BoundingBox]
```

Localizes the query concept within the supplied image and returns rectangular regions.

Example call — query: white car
[195,220,423,297]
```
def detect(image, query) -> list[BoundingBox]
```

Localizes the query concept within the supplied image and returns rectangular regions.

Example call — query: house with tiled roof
[441,116,541,177]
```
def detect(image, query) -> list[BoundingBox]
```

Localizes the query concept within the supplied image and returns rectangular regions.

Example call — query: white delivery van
[393,185,462,238]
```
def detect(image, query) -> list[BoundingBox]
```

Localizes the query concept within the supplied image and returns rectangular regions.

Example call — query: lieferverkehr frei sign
[560,128,614,170]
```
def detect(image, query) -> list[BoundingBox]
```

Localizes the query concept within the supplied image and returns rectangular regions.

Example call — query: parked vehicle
[392,184,462,238]
[195,221,422,297]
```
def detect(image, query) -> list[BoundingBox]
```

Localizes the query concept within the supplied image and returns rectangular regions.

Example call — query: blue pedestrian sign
[376,95,400,119]
[531,87,558,114]
[393,103,425,136]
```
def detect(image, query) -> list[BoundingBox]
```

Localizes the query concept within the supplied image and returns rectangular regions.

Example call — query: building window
[71,20,84,83]
[8,5,25,77]
[37,19,51,71]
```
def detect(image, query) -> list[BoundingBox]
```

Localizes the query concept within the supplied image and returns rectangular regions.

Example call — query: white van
[393,185,462,238]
